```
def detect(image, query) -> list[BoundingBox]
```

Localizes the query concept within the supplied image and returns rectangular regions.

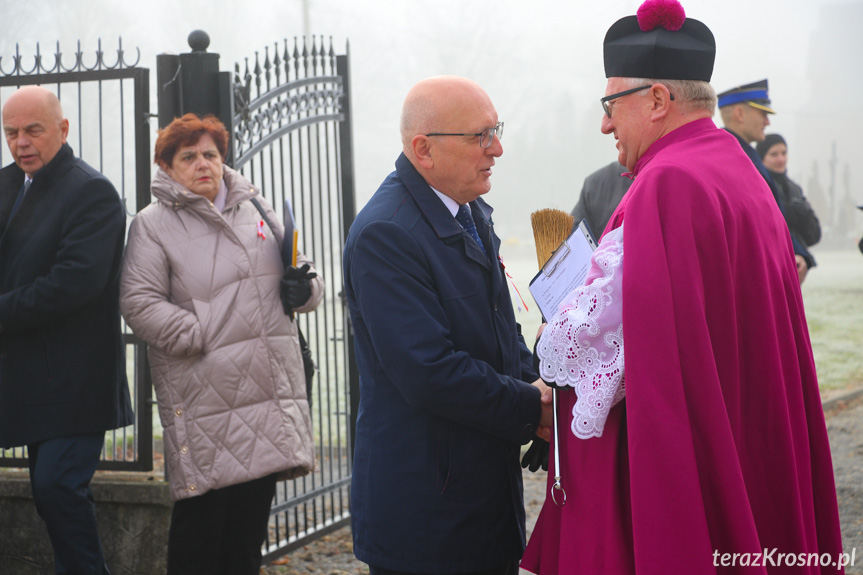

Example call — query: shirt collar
[431,186,461,217]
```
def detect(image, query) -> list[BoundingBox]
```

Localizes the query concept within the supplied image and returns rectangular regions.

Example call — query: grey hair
[621,77,716,115]
[400,98,435,150]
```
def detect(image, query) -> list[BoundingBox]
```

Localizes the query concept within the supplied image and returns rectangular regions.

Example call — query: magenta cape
[522,119,843,574]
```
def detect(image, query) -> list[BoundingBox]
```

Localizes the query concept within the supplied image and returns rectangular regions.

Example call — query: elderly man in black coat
[0,86,133,574]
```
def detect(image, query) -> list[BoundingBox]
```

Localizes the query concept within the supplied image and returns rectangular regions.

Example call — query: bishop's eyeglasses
[601,85,674,118]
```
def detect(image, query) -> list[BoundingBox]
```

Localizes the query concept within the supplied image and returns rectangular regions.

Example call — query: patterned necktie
[9,179,31,220]
[456,203,486,255]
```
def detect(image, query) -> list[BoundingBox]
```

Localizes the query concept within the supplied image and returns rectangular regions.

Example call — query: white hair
[621,77,717,115]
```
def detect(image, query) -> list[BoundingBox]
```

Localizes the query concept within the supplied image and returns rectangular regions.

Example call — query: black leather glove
[280,263,316,316]
[521,437,549,472]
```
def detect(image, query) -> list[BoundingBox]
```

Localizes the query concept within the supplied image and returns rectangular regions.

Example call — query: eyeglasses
[600,85,652,118]
[600,85,675,118]
[426,121,504,149]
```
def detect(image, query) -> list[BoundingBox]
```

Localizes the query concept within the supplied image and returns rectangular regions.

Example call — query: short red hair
[154,113,229,166]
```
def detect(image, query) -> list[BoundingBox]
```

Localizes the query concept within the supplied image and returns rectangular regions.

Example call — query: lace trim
[536,227,625,439]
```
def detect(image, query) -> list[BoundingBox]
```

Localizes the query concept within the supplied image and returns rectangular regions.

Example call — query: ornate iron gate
[232,36,357,560]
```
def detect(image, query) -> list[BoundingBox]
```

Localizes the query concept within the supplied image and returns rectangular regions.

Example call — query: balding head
[399,76,502,205]
[400,76,493,151]
[3,86,64,122]
[2,86,68,176]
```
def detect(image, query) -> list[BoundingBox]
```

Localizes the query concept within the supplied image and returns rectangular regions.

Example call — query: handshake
[523,378,555,472]
[280,263,317,318]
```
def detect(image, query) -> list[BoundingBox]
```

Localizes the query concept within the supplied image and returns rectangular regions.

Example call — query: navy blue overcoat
[344,153,540,573]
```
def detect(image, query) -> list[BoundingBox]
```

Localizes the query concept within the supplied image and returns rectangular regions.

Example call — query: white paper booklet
[528,220,598,321]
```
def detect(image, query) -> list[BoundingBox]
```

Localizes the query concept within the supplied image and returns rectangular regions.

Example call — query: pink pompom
[637,0,686,32]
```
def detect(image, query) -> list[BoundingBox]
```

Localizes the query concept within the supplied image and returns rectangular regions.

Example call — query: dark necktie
[456,203,486,255]
[9,179,31,220]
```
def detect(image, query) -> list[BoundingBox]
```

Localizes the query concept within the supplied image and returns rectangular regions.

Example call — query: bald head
[400,76,494,152]
[3,86,64,122]
[2,86,68,176]
[399,76,502,205]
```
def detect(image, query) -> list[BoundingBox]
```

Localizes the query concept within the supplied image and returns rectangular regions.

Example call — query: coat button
[175,409,183,417]
[188,484,196,492]
[180,446,188,454]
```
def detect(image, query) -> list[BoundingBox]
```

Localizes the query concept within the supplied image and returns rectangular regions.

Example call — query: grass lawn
[800,248,863,394]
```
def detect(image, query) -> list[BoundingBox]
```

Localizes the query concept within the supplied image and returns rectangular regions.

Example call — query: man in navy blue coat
[344,76,553,575]
[0,86,133,574]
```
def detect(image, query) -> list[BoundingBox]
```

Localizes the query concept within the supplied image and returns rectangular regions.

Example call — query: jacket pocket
[14,333,67,405]
[434,420,481,502]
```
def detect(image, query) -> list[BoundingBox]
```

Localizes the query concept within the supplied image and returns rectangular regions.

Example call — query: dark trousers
[369,560,521,575]
[166,473,278,575]
[28,432,110,575]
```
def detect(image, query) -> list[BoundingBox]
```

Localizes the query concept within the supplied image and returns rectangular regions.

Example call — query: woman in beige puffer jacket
[119,114,322,575]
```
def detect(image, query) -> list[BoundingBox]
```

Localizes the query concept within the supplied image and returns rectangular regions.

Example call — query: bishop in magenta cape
[521,118,844,574]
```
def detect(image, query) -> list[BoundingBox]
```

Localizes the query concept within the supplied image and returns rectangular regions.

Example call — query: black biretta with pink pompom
[603,0,715,82]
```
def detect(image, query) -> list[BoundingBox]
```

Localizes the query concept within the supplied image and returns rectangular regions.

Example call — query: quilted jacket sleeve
[120,211,203,357]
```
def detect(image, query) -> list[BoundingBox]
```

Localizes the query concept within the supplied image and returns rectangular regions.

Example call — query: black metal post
[336,44,359,453]
[218,70,235,166]
[156,30,234,131]
[155,53,181,129]
[179,30,220,119]
[133,67,152,212]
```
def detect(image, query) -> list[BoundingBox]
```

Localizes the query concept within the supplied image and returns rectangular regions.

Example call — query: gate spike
[264,46,272,91]
[283,39,290,81]
[253,51,262,97]
[292,38,300,79]
[273,42,281,85]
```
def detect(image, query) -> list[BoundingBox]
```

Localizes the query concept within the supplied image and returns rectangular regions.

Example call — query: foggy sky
[3,0,861,244]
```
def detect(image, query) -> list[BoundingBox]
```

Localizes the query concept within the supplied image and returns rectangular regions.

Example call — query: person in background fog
[756,133,822,254]
[570,160,632,238]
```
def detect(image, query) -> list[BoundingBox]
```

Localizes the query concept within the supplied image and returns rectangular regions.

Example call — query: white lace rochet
[536,226,625,439]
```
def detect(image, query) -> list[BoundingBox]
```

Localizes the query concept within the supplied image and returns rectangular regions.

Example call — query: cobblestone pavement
[826,397,863,574]
[264,397,863,575]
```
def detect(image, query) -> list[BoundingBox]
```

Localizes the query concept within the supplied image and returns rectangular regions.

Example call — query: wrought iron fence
[0,39,154,472]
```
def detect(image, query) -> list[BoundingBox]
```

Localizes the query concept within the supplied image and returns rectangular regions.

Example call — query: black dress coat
[0,143,133,448]
[570,160,632,238]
